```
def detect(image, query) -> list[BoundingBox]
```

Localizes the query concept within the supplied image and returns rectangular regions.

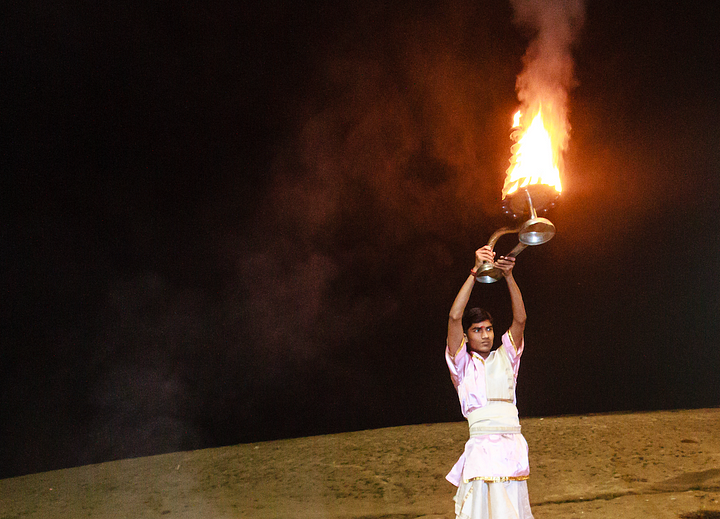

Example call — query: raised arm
[447,246,495,356]
[495,255,526,345]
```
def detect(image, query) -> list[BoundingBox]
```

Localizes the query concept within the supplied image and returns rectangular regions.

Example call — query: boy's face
[466,320,494,358]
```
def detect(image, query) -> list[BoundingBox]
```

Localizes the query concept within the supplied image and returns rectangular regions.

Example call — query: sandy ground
[2,408,719,519]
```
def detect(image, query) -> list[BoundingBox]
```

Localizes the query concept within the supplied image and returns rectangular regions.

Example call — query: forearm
[449,274,476,321]
[505,272,527,330]
[448,246,493,353]
[447,273,476,356]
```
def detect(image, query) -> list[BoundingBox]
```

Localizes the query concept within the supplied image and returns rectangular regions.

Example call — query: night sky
[3,0,719,480]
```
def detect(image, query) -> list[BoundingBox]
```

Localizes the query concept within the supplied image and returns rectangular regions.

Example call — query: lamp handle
[474,230,528,284]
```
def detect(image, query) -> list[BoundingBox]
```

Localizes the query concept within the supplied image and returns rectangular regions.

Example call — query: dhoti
[447,401,533,518]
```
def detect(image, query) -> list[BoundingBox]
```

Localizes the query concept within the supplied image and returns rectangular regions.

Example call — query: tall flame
[502,109,563,199]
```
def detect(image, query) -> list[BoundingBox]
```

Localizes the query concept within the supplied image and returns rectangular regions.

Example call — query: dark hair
[462,307,493,333]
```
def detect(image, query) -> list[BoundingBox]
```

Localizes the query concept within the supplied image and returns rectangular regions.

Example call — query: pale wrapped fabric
[453,479,534,519]
[445,400,530,485]
[468,402,522,436]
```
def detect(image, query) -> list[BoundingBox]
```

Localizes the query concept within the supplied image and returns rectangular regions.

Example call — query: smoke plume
[511,0,585,152]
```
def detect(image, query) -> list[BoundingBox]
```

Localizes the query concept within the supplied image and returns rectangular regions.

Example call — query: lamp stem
[525,188,538,220]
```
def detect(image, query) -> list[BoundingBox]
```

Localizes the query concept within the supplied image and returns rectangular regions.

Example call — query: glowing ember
[502,109,563,200]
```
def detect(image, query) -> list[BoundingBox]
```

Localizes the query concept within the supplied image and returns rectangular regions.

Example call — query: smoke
[77,273,207,465]
[510,0,585,152]
[236,1,587,372]
[237,11,518,365]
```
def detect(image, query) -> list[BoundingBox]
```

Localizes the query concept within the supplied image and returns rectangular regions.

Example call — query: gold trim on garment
[458,483,474,510]
[508,330,517,353]
[469,426,521,436]
[448,336,466,360]
[463,475,530,483]
[470,351,486,364]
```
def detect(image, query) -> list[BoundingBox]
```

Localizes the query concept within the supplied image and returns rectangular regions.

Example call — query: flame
[502,109,563,199]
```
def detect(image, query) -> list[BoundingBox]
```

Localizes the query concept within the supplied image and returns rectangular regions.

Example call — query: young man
[445,245,534,519]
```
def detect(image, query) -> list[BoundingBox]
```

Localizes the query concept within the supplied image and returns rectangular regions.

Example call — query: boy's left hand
[495,255,516,277]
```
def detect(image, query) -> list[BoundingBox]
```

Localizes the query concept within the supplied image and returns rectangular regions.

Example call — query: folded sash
[467,401,521,437]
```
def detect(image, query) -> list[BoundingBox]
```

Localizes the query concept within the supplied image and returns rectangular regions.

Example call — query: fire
[502,109,563,199]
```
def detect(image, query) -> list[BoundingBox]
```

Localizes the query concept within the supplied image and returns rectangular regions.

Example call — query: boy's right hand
[474,245,495,270]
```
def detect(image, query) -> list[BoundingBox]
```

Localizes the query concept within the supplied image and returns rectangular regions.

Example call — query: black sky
[2,0,719,479]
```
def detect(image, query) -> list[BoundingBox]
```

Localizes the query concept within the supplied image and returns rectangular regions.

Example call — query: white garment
[454,479,534,519]
[467,402,522,436]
